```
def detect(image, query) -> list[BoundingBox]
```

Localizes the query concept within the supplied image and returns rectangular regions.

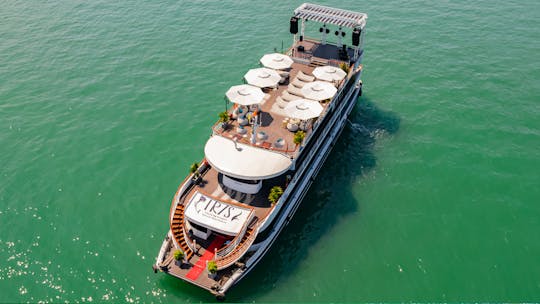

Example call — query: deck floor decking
[216,62,323,157]
[181,167,289,221]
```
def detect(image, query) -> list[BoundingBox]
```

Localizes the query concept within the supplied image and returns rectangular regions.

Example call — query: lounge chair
[287,85,304,97]
[276,96,287,109]
[282,90,302,101]
[281,90,301,101]
[297,71,315,82]
[291,78,308,88]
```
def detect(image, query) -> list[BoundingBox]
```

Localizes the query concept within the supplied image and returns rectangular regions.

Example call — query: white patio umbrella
[301,81,338,101]
[313,65,347,82]
[225,84,265,106]
[244,68,281,88]
[260,53,294,70]
[284,99,324,120]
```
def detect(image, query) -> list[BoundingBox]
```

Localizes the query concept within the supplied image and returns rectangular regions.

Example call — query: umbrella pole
[251,115,257,144]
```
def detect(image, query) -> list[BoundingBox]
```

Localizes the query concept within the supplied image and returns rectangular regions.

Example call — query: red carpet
[185,236,225,281]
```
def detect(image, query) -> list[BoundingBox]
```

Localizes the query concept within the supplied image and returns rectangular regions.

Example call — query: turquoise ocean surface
[1,0,539,302]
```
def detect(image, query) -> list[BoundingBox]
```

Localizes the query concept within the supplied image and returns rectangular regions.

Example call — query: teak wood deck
[214,62,324,157]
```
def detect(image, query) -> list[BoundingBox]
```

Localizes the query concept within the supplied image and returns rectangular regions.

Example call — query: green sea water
[1,0,540,302]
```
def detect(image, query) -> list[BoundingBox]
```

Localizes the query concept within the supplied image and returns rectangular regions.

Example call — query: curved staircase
[215,219,258,270]
[170,203,194,261]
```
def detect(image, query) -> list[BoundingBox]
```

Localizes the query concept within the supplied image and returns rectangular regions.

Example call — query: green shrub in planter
[268,186,284,205]
[189,162,199,174]
[207,260,218,274]
[173,249,184,261]
[218,111,230,123]
[189,162,201,181]
[293,131,305,146]
[339,62,350,74]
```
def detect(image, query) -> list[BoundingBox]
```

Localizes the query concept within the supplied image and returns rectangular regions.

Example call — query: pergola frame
[294,3,367,29]
[292,3,367,59]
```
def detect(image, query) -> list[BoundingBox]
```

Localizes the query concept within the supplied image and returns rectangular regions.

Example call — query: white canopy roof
[260,53,294,70]
[185,192,253,236]
[313,65,347,82]
[244,68,281,88]
[204,136,292,180]
[284,99,324,120]
[225,84,265,106]
[294,3,367,29]
[301,81,338,101]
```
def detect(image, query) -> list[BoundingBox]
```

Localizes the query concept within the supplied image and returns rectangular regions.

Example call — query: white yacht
[153,3,367,300]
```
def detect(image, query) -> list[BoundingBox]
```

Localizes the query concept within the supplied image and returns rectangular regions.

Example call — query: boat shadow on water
[158,96,400,302]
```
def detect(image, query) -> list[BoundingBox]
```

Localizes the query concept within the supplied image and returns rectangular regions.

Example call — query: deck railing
[288,37,348,67]
[215,223,258,270]
[169,159,210,222]
[168,159,210,252]
[216,212,254,258]
[182,223,196,253]
[211,124,295,158]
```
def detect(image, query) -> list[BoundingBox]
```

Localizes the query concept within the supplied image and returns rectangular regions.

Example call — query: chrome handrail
[216,211,254,257]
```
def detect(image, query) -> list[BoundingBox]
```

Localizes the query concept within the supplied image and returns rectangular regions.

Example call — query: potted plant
[268,186,284,205]
[173,249,184,266]
[339,62,350,74]
[189,162,200,181]
[218,111,230,129]
[207,260,218,279]
[293,131,306,146]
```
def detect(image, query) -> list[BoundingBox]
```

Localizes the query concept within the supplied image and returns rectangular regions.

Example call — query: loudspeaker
[290,17,299,34]
[352,28,361,46]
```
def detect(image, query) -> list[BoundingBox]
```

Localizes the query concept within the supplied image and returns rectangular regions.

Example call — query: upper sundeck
[205,38,363,180]
[204,3,368,181]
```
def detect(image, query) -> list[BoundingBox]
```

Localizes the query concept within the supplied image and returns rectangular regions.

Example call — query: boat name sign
[185,192,252,235]
[195,196,242,223]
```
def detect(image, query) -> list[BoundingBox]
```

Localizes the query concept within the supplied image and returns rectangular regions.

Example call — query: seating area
[276,71,316,109]
[216,49,349,157]
[282,117,311,132]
